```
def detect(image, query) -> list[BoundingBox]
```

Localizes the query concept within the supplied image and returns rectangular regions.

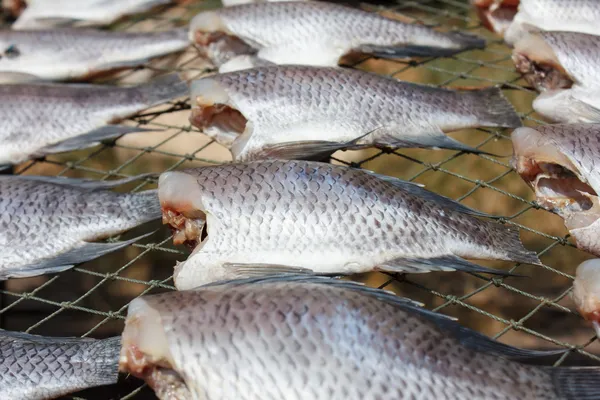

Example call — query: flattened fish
[13,0,173,29]
[512,124,600,256]
[573,258,600,337]
[190,65,521,160]
[189,1,485,72]
[0,73,187,167]
[0,330,120,400]
[119,275,597,400]
[533,88,600,123]
[158,160,539,289]
[0,174,160,279]
[513,31,600,92]
[0,27,188,82]
[472,0,519,36]
[504,0,600,46]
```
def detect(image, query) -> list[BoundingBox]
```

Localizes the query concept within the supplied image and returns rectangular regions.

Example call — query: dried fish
[159,160,539,289]
[189,1,485,72]
[190,65,521,160]
[0,174,160,279]
[119,275,596,400]
[533,88,600,123]
[0,330,120,400]
[0,73,187,167]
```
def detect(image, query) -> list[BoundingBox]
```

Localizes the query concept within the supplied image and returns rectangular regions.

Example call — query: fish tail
[455,219,540,266]
[124,189,162,224]
[135,73,188,109]
[461,86,523,128]
[83,336,122,386]
[551,367,600,399]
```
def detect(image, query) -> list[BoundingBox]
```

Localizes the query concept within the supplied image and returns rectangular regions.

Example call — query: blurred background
[2,0,599,398]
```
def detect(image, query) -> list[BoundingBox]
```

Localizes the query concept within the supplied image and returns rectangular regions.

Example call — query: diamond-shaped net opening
[2,0,598,398]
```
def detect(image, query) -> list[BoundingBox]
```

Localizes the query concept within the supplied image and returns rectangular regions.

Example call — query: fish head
[512,126,600,255]
[190,77,252,158]
[513,33,573,92]
[573,259,600,336]
[159,171,207,249]
[471,0,519,36]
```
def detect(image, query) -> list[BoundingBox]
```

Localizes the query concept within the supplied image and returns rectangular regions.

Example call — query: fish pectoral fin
[0,232,155,280]
[251,134,368,161]
[11,174,157,191]
[376,126,492,155]
[378,255,520,276]
[569,97,600,123]
[36,125,154,156]
[222,263,316,279]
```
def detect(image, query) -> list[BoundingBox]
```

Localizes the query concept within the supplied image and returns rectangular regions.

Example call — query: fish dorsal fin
[197,274,565,363]
[2,174,157,192]
[364,171,496,219]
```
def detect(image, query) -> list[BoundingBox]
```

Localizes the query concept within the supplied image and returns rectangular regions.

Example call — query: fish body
[222,0,305,6]
[0,330,120,400]
[189,1,485,72]
[158,160,539,289]
[511,124,600,255]
[190,65,521,160]
[0,175,161,279]
[119,275,598,400]
[0,28,188,82]
[513,31,600,92]
[504,0,600,46]
[573,259,600,337]
[12,0,173,29]
[533,88,600,123]
[0,74,187,166]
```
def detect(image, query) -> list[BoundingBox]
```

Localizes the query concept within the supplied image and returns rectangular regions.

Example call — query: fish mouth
[511,127,599,232]
[190,78,250,156]
[472,0,518,36]
[513,34,573,91]
[158,171,207,249]
[120,299,191,398]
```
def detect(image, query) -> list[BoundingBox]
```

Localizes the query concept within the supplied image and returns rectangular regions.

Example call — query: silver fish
[572,258,600,337]
[533,87,600,123]
[0,73,187,167]
[221,0,306,6]
[0,330,120,400]
[513,31,600,92]
[0,27,188,82]
[512,124,600,256]
[504,0,600,46]
[119,274,597,400]
[158,160,539,290]
[13,0,173,30]
[190,65,521,161]
[189,1,485,72]
[0,174,160,279]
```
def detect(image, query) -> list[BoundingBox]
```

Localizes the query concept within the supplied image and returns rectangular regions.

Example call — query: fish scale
[0,330,120,400]
[190,65,522,161]
[118,277,581,400]
[158,160,539,289]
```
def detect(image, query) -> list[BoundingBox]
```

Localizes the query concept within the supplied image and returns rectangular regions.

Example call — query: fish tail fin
[551,367,600,400]
[461,86,523,128]
[459,219,540,266]
[136,73,188,108]
[124,189,162,224]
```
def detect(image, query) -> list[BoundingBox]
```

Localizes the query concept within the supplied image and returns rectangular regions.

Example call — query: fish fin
[0,71,43,83]
[136,73,188,108]
[222,263,316,279]
[0,232,155,280]
[376,126,493,155]
[7,174,157,191]
[378,254,520,276]
[551,367,600,399]
[218,55,274,73]
[565,96,600,123]
[461,86,522,128]
[364,171,494,218]
[356,32,485,59]
[36,125,153,156]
